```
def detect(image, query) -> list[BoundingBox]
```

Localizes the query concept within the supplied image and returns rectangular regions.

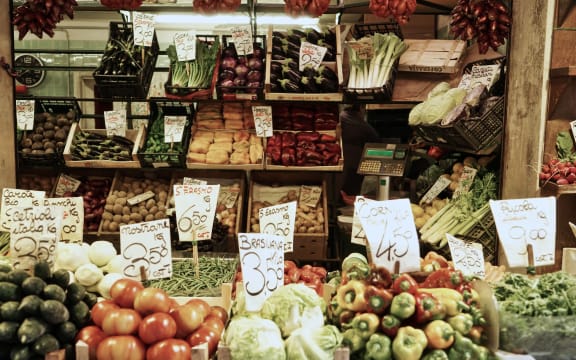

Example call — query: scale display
[357,143,409,177]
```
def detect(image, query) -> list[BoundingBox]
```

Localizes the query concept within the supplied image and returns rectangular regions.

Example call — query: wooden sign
[259,201,297,253]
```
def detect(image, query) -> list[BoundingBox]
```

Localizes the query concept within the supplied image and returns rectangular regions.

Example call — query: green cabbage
[224,315,286,360]
[427,81,451,99]
[409,86,467,125]
[285,325,343,360]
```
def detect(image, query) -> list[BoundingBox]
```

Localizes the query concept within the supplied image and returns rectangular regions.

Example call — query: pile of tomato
[75,279,228,360]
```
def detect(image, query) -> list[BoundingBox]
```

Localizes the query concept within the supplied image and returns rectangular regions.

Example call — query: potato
[130,213,143,222]
[131,206,140,213]
[145,214,155,222]
[146,199,156,210]
[154,211,165,220]
[102,212,113,221]
[112,214,122,223]
[133,187,143,195]
[122,214,131,223]
[122,206,131,216]
[158,191,168,202]
[107,195,117,205]
[126,192,135,199]
[115,197,127,206]
[102,219,111,231]
[251,224,260,232]
[117,191,127,198]
[108,222,119,232]
[113,204,123,215]
[140,208,149,217]
[148,206,158,215]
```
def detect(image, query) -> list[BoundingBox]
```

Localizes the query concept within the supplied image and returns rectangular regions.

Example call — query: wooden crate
[398,39,467,74]
[63,122,145,168]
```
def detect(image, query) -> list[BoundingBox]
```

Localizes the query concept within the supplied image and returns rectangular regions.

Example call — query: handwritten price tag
[420,176,451,205]
[10,205,63,273]
[120,219,172,280]
[238,233,284,312]
[357,198,421,273]
[351,196,373,245]
[133,12,156,47]
[15,99,35,131]
[252,106,273,137]
[183,177,207,185]
[164,116,187,143]
[43,197,84,243]
[446,234,485,278]
[54,174,82,197]
[453,166,478,198]
[104,110,127,137]
[1,188,45,232]
[299,42,328,72]
[298,185,322,208]
[230,25,253,56]
[490,197,556,268]
[219,189,239,209]
[174,31,196,62]
[259,201,297,253]
[173,184,220,241]
[347,40,373,60]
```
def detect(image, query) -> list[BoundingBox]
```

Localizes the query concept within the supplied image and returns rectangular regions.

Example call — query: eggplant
[270,72,280,84]
[314,75,339,92]
[279,79,301,93]
[287,34,303,46]
[272,36,285,47]
[270,82,281,92]
[282,41,301,55]
[317,65,338,82]
[301,64,317,79]
[270,61,284,75]
[272,54,287,61]
[285,48,301,61]
[273,31,287,39]
[288,29,307,39]
[323,28,337,47]
[305,28,324,44]
[272,45,286,57]
[300,76,319,93]
[282,65,302,84]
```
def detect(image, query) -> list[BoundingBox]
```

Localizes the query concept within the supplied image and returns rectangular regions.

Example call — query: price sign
[252,106,273,137]
[357,198,420,273]
[127,191,155,206]
[10,205,62,273]
[1,188,45,232]
[351,196,373,245]
[173,184,220,241]
[164,116,187,143]
[420,176,451,205]
[299,42,328,72]
[219,189,239,209]
[298,185,322,208]
[104,110,127,137]
[133,12,156,47]
[54,174,82,196]
[446,234,485,278]
[490,197,556,268]
[347,40,373,60]
[453,166,478,198]
[119,219,172,280]
[182,177,207,185]
[15,99,35,131]
[259,201,297,253]
[43,197,84,243]
[230,25,253,56]
[570,120,576,145]
[238,233,284,312]
[174,31,196,62]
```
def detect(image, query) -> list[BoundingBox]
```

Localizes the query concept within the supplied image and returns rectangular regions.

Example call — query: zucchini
[32,333,60,356]
[0,301,24,322]
[0,281,21,301]
[40,300,70,325]
[42,284,66,303]
[17,317,48,344]
[21,277,47,296]
[0,320,19,342]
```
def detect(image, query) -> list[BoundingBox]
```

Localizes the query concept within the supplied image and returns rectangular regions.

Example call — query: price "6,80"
[242,251,283,297]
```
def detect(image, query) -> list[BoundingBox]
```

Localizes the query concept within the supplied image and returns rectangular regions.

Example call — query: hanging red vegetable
[193,0,242,13]
[100,0,143,10]
[284,0,330,18]
[368,0,417,25]
[12,0,78,40]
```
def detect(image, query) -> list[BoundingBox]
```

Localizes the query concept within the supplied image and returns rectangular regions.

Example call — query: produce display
[283,0,331,18]
[265,131,341,167]
[165,38,220,93]
[12,0,76,40]
[187,129,263,166]
[193,0,241,13]
[19,108,76,157]
[368,0,417,25]
[17,174,56,193]
[217,41,266,97]
[99,0,143,10]
[539,131,576,186]
[271,103,339,131]
[194,102,255,130]
[410,198,448,230]
[69,130,135,162]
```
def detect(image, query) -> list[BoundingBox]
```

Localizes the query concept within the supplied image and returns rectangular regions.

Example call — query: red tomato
[209,305,228,324]
[168,297,180,312]
[138,312,177,345]
[202,314,225,334]
[110,278,144,308]
[96,335,145,360]
[75,325,107,360]
[185,298,211,318]
[91,300,120,327]
[101,308,142,336]
[186,324,221,357]
[133,287,171,316]
[171,303,205,338]
[146,339,191,360]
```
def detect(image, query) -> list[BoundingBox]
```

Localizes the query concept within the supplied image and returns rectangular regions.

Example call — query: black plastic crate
[138,99,194,168]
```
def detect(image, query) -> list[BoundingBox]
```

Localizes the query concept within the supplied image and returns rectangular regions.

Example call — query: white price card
[446,233,485,279]
[252,106,273,137]
[420,176,451,205]
[298,185,322,208]
[104,110,127,137]
[351,196,372,245]
[299,42,328,72]
[10,205,63,273]
[570,120,576,145]
[173,184,220,241]
[174,31,197,62]
[357,198,421,273]
[133,12,156,47]
[238,233,284,312]
[259,201,297,253]
[43,197,84,243]
[164,115,187,143]
[490,197,556,268]
[182,177,207,185]
[1,188,45,232]
[346,40,373,60]
[219,188,240,209]
[453,166,478,198]
[230,25,253,56]
[119,218,172,280]
[54,174,82,197]
[15,99,35,131]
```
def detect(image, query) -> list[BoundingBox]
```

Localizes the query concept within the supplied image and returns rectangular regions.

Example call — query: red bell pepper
[420,268,464,289]
[392,273,419,294]
[366,265,393,289]
[364,285,393,315]
[414,291,446,323]
[380,314,401,337]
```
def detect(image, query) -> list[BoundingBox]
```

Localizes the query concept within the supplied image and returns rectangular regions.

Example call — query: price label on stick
[133,12,156,47]
[420,176,451,205]
[299,42,327,72]
[173,184,220,241]
[219,189,239,209]
[351,196,373,245]
[238,233,284,312]
[259,201,297,253]
[1,188,45,233]
[490,197,556,268]
[230,25,253,56]
[453,166,477,198]
[252,106,273,137]
[15,99,35,131]
[446,234,485,279]
[10,205,62,273]
[54,174,82,197]
[43,197,84,243]
[357,198,421,273]
[174,31,196,62]
[182,177,207,185]
[104,110,127,137]
[298,185,322,208]
[119,218,172,280]
[164,116,186,143]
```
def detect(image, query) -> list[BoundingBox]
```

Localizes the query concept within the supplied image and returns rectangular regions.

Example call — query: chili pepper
[421,268,465,289]
[392,273,419,294]
[447,332,488,360]
[447,313,473,335]
[424,320,455,349]
[342,328,366,355]
[390,292,416,320]
[364,333,392,360]
[422,349,449,360]
[391,326,428,360]
[336,279,367,312]
[345,312,380,340]
[367,265,393,288]
[414,291,446,323]
[364,285,393,315]
[417,288,469,316]
[380,314,401,337]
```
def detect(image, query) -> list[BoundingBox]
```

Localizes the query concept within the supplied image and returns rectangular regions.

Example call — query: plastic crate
[94,22,159,99]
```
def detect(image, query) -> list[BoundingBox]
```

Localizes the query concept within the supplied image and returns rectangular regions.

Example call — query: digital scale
[357,143,410,200]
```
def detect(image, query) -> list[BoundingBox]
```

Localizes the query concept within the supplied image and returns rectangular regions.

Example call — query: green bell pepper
[346,312,380,340]
[342,328,366,355]
[448,332,488,360]
[363,333,392,360]
[447,313,473,335]
[390,292,416,320]
[392,326,428,360]
[422,349,449,360]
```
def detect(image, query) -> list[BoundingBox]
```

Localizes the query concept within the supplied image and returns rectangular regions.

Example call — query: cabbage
[409,86,467,125]
[224,316,286,360]
[285,325,343,360]
[427,81,451,99]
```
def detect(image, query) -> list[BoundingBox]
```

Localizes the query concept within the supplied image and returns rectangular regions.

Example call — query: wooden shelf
[541,181,576,196]
[550,66,576,78]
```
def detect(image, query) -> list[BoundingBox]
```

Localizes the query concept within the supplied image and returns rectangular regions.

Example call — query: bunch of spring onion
[345,32,407,90]
[419,171,498,248]
[166,37,220,88]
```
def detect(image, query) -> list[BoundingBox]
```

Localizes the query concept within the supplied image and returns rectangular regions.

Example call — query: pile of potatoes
[411,198,448,230]
[20,110,75,155]
[18,174,55,193]
[100,176,170,232]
